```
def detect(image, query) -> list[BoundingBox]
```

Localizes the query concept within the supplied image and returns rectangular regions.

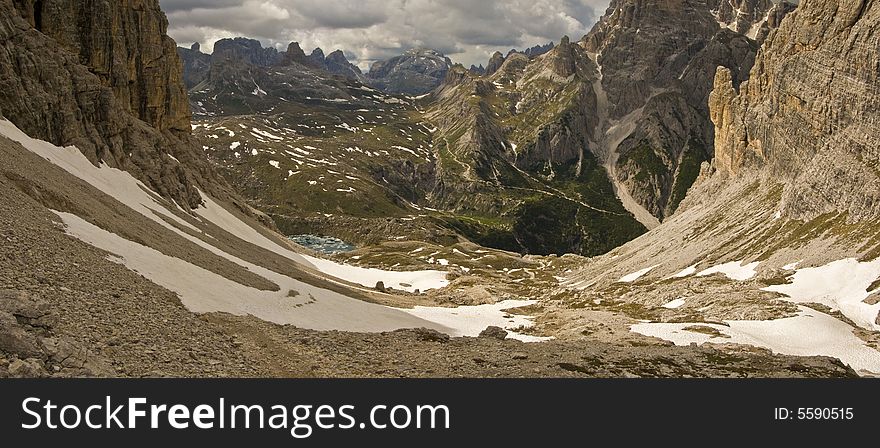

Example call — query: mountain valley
[1,0,879,378]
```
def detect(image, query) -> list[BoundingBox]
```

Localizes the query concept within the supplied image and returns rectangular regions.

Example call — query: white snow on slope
[401,300,552,342]
[193,195,449,293]
[661,298,686,309]
[55,211,448,332]
[3,119,460,323]
[618,265,660,283]
[764,258,880,331]
[0,120,201,234]
[302,255,448,293]
[697,261,759,281]
[672,264,698,278]
[632,307,880,375]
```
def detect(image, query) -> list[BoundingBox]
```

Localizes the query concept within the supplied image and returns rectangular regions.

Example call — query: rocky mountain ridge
[366,48,453,95]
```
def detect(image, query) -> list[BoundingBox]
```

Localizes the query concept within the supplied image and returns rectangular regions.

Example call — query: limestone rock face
[0,0,232,208]
[12,0,191,132]
[212,37,281,67]
[582,0,784,221]
[551,36,577,78]
[710,0,880,221]
[282,41,310,67]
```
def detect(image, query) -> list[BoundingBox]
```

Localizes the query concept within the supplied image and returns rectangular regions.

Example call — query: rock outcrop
[485,51,505,76]
[710,0,880,221]
[0,289,112,377]
[0,0,232,208]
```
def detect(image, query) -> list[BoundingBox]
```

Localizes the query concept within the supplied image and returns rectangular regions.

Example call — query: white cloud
[160,0,611,67]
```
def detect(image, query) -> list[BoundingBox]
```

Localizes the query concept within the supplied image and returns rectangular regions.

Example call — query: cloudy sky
[160,0,611,69]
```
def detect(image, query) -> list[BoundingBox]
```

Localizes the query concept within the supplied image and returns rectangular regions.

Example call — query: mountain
[178,43,211,89]
[522,42,556,58]
[558,0,880,375]
[485,51,506,76]
[0,0,234,210]
[366,49,453,95]
[178,39,365,91]
[580,0,793,225]
[483,42,557,75]
[2,0,874,379]
[283,42,365,81]
[469,64,486,76]
[411,0,794,256]
[424,37,648,256]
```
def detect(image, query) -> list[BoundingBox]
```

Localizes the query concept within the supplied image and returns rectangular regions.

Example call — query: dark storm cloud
[158,0,611,68]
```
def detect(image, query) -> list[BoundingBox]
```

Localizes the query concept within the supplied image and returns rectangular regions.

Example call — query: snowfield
[0,119,521,338]
[55,211,447,332]
[697,260,759,281]
[764,258,880,331]
[618,265,659,283]
[632,307,880,375]
[400,300,552,342]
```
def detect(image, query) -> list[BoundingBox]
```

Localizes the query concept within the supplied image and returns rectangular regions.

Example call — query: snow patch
[697,261,759,281]
[661,298,686,309]
[400,300,552,343]
[632,307,880,375]
[764,258,880,331]
[618,265,660,283]
[672,264,698,278]
[301,255,448,294]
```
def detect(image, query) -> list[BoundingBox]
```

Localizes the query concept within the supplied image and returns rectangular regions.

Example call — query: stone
[412,328,450,343]
[709,0,880,222]
[8,358,46,378]
[1,0,236,209]
[479,326,508,340]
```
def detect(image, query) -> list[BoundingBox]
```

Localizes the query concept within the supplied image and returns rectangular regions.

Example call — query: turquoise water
[289,235,356,255]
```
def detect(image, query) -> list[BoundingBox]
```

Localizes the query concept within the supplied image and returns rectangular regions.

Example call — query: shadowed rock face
[581,0,793,221]
[0,0,233,208]
[485,51,505,76]
[711,0,880,222]
[178,43,211,89]
[367,49,453,95]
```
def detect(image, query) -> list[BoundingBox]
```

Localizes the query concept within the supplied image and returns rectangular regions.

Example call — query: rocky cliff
[582,0,792,221]
[555,0,880,375]
[0,0,231,208]
[710,0,880,222]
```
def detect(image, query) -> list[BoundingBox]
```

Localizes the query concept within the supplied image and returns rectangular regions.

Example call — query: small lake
[289,234,356,255]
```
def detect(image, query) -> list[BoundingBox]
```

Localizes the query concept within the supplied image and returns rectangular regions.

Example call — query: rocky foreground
[0,137,854,378]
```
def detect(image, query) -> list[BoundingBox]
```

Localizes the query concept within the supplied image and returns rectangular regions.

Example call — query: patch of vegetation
[433,214,522,253]
[620,142,666,183]
[667,139,708,213]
